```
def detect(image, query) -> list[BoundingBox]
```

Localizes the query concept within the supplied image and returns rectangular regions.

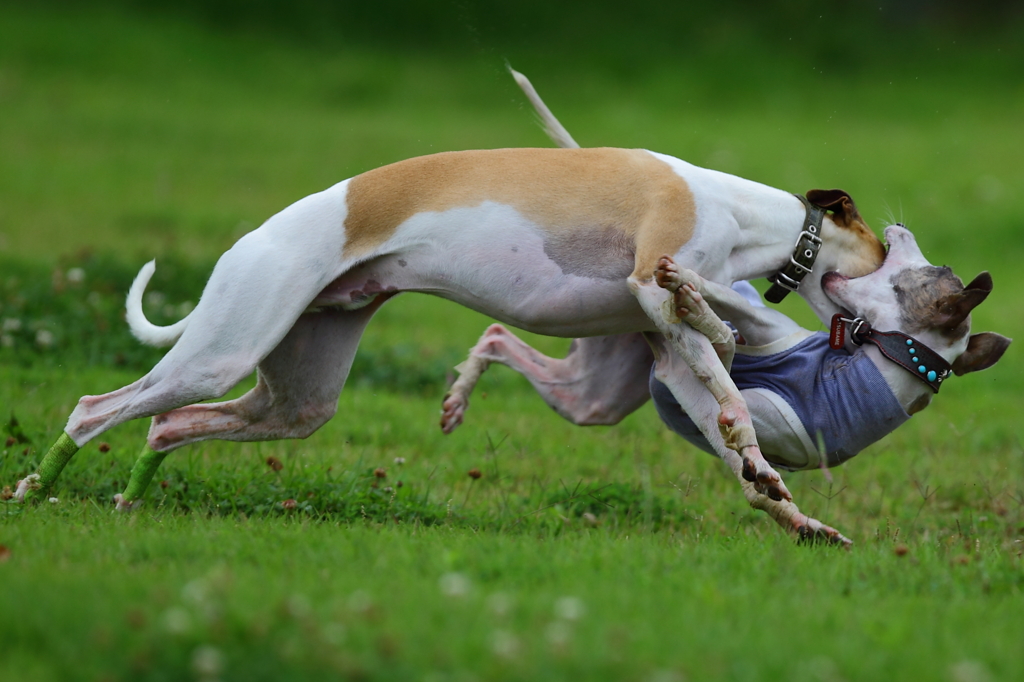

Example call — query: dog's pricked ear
[962,271,993,294]
[806,189,863,228]
[951,332,1012,376]
[933,271,993,331]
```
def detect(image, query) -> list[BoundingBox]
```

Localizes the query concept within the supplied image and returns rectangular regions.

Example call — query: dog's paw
[654,256,683,292]
[440,392,468,434]
[741,456,792,502]
[673,280,707,321]
[795,519,853,548]
[113,493,143,513]
[13,474,41,503]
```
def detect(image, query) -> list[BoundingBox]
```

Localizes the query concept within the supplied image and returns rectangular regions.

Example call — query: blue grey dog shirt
[650,331,910,470]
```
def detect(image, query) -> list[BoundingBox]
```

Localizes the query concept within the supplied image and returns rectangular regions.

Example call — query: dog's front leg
[656,258,804,348]
[741,480,853,546]
[646,335,849,545]
[634,281,791,503]
[441,325,652,433]
[654,257,736,368]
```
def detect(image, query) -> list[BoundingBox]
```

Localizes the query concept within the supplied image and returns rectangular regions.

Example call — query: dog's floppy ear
[951,332,1012,376]
[806,188,863,228]
[932,271,993,331]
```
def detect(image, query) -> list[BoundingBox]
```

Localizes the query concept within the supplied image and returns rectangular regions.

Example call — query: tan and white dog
[18,78,887,533]
[439,71,1010,544]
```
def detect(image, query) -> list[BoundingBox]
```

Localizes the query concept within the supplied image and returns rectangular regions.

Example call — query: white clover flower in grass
[35,329,55,348]
[347,589,374,615]
[181,578,222,623]
[66,267,85,284]
[2,318,22,333]
[950,660,993,682]
[490,630,520,659]
[284,593,311,619]
[191,645,224,679]
[162,607,192,635]
[323,622,347,646]
[795,657,844,682]
[439,572,471,598]
[486,592,513,618]
[545,620,572,648]
[554,596,585,621]
[181,578,209,606]
[393,456,406,465]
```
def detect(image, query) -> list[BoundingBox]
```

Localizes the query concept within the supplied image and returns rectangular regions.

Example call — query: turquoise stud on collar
[836,316,953,393]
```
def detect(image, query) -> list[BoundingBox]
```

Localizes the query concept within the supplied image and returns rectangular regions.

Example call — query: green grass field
[1,5,1023,681]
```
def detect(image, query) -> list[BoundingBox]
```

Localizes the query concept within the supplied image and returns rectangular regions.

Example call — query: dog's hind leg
[22,195,350,502]
[114,303,381,508]
[441,326,653,433]
[114,444,170,511]
[21,342,262,503]
[154,300,381,445]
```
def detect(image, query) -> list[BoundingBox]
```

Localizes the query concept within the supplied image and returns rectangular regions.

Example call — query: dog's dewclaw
[22,432,78,503]
[117,445,170,510]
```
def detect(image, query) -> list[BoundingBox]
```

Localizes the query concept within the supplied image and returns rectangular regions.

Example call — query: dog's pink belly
[451,277,652,337]
[314,255,653,338]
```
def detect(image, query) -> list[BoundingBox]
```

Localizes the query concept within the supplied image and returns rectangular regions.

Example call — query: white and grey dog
[440,71,1011,544]
[19,69,901,542]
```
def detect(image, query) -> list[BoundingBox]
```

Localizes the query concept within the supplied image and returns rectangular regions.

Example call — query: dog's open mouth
[821,271,855,318]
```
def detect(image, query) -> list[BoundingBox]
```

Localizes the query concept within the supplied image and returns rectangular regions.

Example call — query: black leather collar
[764,194,827,304]
[829,315,952,393]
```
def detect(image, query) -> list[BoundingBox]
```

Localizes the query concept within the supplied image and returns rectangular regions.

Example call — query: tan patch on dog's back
[343,148,696,279]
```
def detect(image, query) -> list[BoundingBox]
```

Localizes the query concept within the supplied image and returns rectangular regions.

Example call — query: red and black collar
[829,315,952,393]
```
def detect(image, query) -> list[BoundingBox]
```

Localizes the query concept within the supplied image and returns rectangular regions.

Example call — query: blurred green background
[2,0,1022,372]
[2,3,1023,681]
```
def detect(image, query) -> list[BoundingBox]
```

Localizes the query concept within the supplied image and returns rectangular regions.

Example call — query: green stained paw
[23,432,79,502]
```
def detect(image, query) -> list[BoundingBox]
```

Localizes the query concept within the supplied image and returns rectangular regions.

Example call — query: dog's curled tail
[125,260,190,347]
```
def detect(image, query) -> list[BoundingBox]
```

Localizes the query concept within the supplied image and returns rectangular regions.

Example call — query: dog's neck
[858,327,964,413]
[717,189,879,328]
[863,346,935,415]
[655,166,886,333]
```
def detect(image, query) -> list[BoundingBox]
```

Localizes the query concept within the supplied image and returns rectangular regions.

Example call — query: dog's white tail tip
[507,64,581,151]
[125,260,189,348]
